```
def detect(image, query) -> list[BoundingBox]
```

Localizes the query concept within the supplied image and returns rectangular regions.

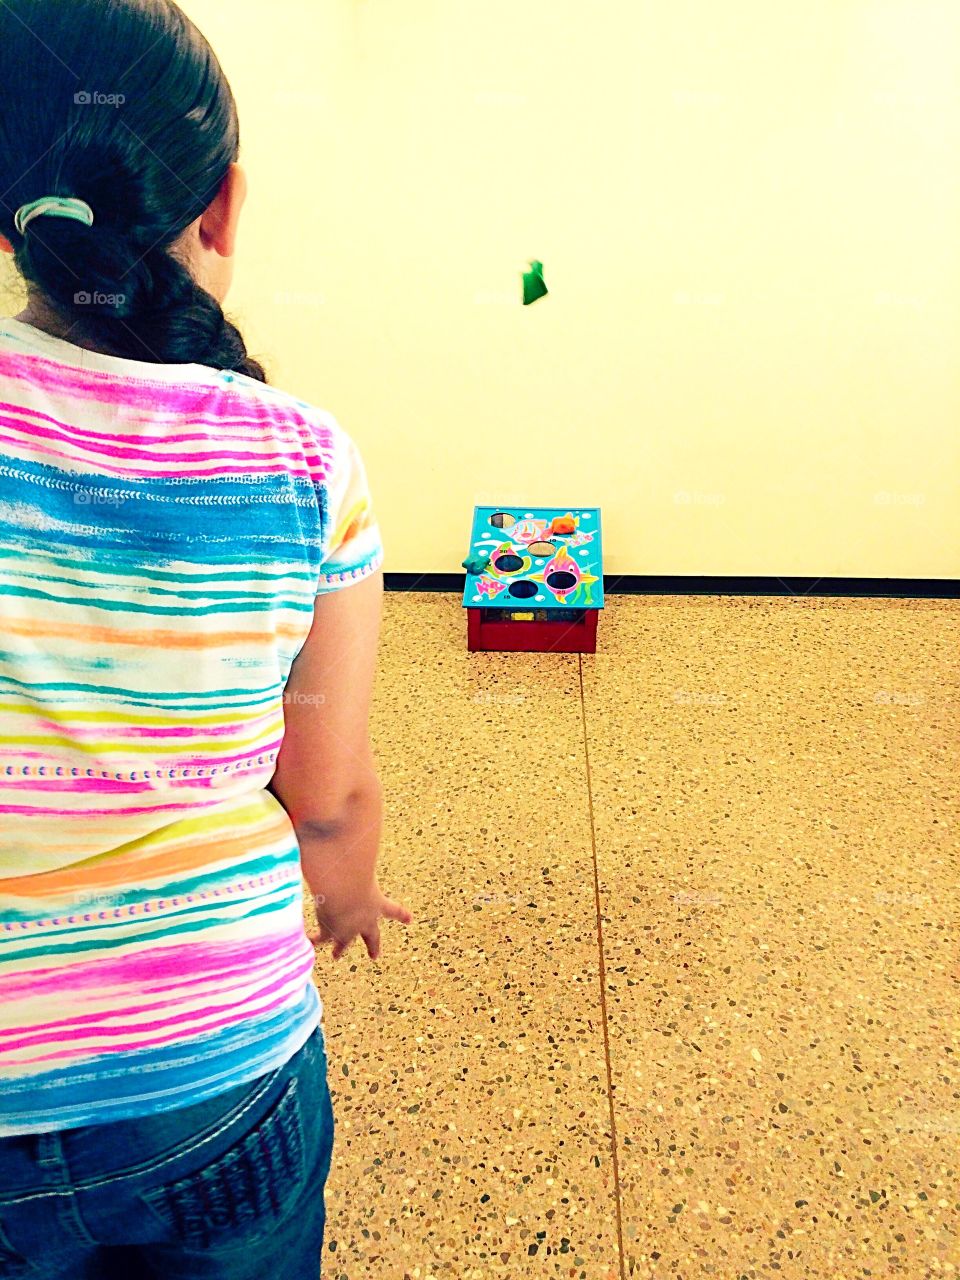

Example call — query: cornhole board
[462,506,604,653]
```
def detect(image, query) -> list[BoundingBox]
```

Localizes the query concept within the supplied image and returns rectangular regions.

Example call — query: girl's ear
[199,163,247,259]
[0,235,13,255]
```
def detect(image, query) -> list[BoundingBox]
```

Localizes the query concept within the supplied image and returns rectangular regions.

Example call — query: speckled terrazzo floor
[310,593,959,1280]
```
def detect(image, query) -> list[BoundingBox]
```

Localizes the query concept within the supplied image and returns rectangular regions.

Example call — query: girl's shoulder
[213,367,360,471]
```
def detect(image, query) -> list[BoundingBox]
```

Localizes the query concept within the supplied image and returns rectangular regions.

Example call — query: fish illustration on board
[487,541,531,577]
[508,519,549,545]
[528,543,600,605]
[474,575,508,600]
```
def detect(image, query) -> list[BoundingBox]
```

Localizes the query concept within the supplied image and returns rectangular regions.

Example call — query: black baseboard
[385,573,960,599]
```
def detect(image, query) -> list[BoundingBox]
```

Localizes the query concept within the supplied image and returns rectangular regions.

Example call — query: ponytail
[16,216,266,381]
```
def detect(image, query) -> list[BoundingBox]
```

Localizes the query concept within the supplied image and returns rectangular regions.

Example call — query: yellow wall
[19,2,960,576]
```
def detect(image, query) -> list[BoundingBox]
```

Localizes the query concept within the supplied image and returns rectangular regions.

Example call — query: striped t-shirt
[0,317,383,1135]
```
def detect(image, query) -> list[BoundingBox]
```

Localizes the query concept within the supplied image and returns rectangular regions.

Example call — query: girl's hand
[308,879,412,960]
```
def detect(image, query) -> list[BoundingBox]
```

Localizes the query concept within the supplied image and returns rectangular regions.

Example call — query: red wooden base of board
[467,609,599,654]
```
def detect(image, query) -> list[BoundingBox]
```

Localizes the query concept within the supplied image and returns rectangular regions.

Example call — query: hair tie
[14,196,95,236]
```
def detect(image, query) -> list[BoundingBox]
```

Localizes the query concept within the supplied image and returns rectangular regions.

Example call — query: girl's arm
[268,569,411,959]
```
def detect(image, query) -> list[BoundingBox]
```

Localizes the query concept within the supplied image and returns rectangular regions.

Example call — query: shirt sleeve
[314,415,384,595]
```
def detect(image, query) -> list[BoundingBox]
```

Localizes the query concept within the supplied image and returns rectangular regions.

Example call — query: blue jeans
[0,1027,334,1279]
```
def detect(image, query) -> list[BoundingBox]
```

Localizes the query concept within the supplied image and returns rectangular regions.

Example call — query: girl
[0,1,410,1276]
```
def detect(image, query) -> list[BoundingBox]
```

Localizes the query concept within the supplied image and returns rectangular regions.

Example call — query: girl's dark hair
[0,0,266,381]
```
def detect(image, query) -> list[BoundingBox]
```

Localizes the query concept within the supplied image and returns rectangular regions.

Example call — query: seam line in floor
[579,653,628,1280]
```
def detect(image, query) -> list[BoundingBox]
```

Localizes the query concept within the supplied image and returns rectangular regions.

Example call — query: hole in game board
[526,541,557,557]
[546,570,577,591]
[508,580,538,599]
[493,552,524,574]
[489,512,515,529]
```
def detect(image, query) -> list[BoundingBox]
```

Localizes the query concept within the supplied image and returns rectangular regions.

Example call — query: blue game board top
[462,506,604,611]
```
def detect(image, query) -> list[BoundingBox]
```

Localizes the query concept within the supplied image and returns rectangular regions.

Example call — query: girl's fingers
[382,898,412,925]
[310,901,409,961]
[364,924,381,960]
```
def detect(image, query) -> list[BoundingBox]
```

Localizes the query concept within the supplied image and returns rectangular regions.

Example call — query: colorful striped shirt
[0,317,383,1135]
